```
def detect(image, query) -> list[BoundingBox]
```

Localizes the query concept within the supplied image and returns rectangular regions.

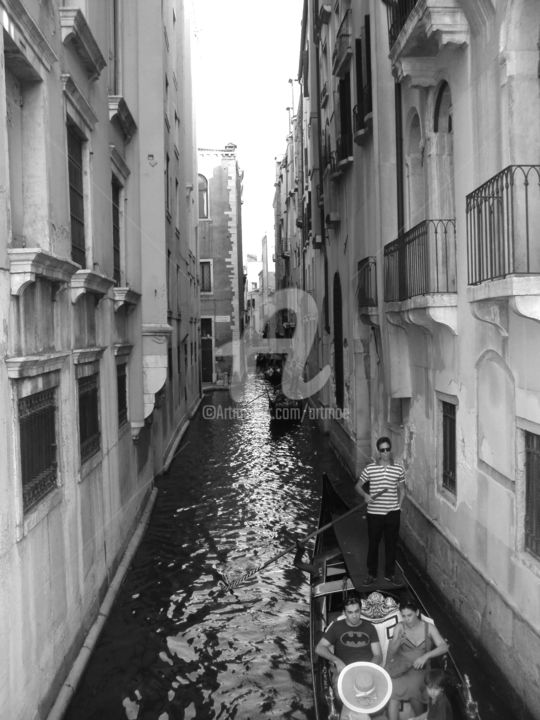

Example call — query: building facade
[198,144,245,384]
[281,0,540,715]
[0,0,199,716]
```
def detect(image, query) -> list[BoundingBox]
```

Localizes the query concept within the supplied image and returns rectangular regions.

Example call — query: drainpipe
[45,488,158,720]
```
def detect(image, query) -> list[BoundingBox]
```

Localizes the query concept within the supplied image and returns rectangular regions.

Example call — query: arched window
[434,82,452,133]
[198,174,208,219]
[432,82,454,220]
[405,113,425,228]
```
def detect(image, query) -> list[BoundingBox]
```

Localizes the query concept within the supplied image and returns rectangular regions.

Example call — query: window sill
[80,448,103,480]
[18,487,63,542]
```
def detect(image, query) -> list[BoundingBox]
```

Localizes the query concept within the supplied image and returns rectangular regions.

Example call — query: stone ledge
[109,96,137,143]
[8,248,79,296]
[5,352,70,379]
[59,8,106,79]
[70,269,115,304]
[113,287,141,313]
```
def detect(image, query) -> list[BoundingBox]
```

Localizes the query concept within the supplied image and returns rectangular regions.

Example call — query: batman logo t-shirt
[323,618,378,665]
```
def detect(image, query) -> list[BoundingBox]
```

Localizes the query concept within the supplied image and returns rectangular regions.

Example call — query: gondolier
[354,436,406,585]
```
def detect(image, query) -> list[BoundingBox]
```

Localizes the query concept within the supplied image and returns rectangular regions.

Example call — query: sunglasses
[379,447,391,452]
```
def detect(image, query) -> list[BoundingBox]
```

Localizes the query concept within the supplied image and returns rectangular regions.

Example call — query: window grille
[442,401,456,493]
[68,122,86,267]
[525,431,540,559]
[117,364,127,426]
[78,374,100,461]
[19,388,58,512]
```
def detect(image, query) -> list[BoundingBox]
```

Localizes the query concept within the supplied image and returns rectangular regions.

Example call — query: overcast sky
[192,0,304,259]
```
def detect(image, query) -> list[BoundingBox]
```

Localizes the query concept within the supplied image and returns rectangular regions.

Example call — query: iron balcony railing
[385,0,419,48]
[356,256,377,310]
[466,165,540,285]
[384,219,456,302]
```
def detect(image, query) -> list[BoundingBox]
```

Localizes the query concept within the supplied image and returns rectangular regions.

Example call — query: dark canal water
[64,375,531,720]
[64,377,339,720]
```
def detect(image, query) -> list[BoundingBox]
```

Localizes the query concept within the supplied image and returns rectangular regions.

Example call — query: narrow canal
[64,375,530,720]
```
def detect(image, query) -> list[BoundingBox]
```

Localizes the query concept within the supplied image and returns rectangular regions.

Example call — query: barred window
[442,401,456,494]
[117,364,127,426]
[19,388,58,513]
[525,431,540,559]
[78,374,100,462]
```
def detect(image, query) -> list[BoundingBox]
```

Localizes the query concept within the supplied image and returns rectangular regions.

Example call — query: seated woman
[386,599,449,720]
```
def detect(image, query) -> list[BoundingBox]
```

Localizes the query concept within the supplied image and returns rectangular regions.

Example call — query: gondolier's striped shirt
[359,461,405,515]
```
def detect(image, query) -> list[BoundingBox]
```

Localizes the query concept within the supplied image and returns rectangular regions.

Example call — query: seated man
[315,594,383,700]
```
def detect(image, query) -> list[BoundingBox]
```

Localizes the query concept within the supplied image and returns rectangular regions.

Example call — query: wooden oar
[221,489,388,591]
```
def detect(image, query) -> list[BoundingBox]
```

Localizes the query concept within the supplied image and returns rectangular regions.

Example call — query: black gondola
[307,473,481,720]
[268,389,304,422]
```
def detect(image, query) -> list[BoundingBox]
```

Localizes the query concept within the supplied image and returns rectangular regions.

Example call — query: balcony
[384,219,457,333]
[385,0,468,85]
[466,165,540,331]
[332,9,353,77]
[356,256,378,324]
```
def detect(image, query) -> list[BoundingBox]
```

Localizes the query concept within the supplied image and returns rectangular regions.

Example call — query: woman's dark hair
[399,598,421,613]
[376,436,392,450]
[425,669,447,689]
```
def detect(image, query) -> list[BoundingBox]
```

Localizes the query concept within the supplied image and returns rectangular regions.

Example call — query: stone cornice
[5,352,69,379]
[389,0,469,80]
[59,8,106,80]
[72,347,105,365]
[0,0,57,71]
[61,74,98,130]
[113,343,133,358]
[70,269,115,303]
[108,96,137,143]
[110,144,131,181]
[113,287,141,313]
[8,248,79,296]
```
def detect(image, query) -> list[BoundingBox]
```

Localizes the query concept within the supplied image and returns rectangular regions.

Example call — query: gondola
[306,473,481,720]
[268,388,304,422]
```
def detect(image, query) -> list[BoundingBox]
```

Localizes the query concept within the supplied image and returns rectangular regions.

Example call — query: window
[201,318,212,337]
[442,401,456,494]
[78,374,100,462]
[200,261,212,293]
[19,389,57,513]
[525,431,540,559]
[198,174,208,219]
[68,122,86,267]
[117,363,127,426]
[112,176,121,284]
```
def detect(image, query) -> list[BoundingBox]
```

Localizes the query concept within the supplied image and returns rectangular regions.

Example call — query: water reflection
[65,376,339,720]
